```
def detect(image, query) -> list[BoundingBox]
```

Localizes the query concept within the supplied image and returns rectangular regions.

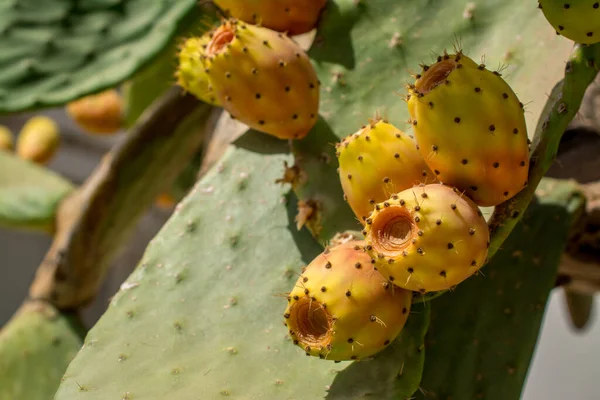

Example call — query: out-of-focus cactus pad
[0,0,198,113]
[0,151,73,231]
[0,303,84,400]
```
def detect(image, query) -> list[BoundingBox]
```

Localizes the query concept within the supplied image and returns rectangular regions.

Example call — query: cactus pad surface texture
[0,151,73,232]
[0,302,84,400]
[0,0,198,113]
[54,0,585,399]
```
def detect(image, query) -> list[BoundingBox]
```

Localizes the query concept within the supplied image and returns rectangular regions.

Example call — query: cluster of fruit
[176,0,600,362]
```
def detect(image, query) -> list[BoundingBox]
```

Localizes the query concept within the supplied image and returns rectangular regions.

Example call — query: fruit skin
[538,0,600,44]
[284,240,412,361]
[66,89,123,135]
[0,126,14,151]
[364,184,489,293]
[336,119,436,223]
[176,36,222,106]
[213,0,327,35]
[16,116,60,165]
[407,52,529,207]
[201,20,320,139]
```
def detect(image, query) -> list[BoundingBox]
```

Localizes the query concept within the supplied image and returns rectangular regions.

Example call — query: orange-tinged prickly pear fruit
[201,20,320,139]
[337,119,437,223]
[16,116,60,165]
[66,89,123,135]
[284,240,412,361]
[538,0,600,44]
[407,52,529,207]
[176,36,221,106]
[213,0,327,35]
[155,192,177,210]
[0,125,14,151]
[364,184,489,293]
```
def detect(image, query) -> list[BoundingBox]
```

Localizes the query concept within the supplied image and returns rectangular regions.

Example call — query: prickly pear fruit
[213,0,327,35]
[337,119,436,223]
[363,184,489,293]
[0,126,13,151]
[284,240,412,361]
[199,19,320,139]
[16,116,60,165]
[407,52,529,207]
[176,36,221,106]
[538,0,600,44]
[66,89,123,135]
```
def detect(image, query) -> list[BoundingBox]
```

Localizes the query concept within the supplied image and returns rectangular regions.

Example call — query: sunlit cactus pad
[0,0,197,113]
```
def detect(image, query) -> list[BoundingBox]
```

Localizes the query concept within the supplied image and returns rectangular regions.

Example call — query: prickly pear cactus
[0,151,73,232]
[416,178,585,400]
[0,0,199,113]
[291,0,573,242]
[54,132,429,399]
[0,302,84,400]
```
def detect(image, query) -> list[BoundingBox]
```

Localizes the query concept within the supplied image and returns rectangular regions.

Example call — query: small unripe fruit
[407,52,529,207]
[66,89,123,135]
[364,184,489,293]
[0,126,14,151]
[16,116,60,165]
[337,120,436,223]
[285,241,412,361]
[214,0,327,35]
[538,0,600,44]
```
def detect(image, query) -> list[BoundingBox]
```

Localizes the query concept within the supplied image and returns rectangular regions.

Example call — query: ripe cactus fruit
[66,90,123,135]
[0,126,13,151]
[199,19,320,139]
[213,0,327,35]
[284,240,412,361]
[407,52,529,207]
[336,119,436,223]
[16,116,60,165]
[363,184,489,293]
[538,1,600,44]
[176,36,221,106]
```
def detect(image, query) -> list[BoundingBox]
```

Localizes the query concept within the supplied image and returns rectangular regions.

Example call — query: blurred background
[1,70,600,400]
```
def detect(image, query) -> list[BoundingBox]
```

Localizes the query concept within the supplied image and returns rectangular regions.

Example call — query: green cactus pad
[0,151,73,232]
[0,0,198,113]
[54,132,431,399]
[416,178,585,400]
[292,0,575,242]
[0,302,84,400]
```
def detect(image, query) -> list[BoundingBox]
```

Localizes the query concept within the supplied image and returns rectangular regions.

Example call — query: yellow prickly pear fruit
[0,126,14,151]
[363,184,489,293]
[336,119,437,223]
[176,36,221,106]
[16,116,60,165]
[201,19,320,139]
[407,52,529,207]
[66,89,123,135]
[538,0,600,44]
[213,0,327,35]
[284,240,412,361]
